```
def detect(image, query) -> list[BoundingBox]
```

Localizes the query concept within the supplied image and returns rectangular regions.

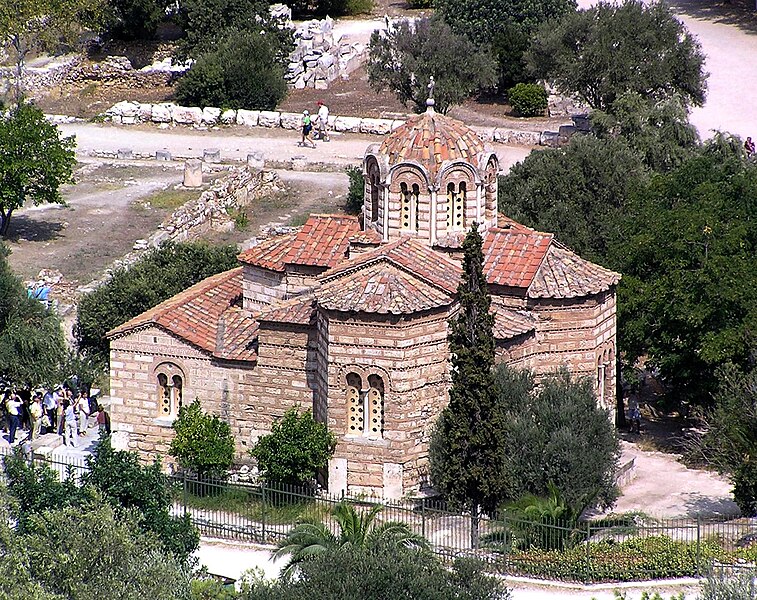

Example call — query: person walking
[316,100,330,142]
[43,388,57,434]
[63,399,77,447]
[300,110,316,148]
[96,404,110,436]
[76,393,90,437]
[5,392,22,444]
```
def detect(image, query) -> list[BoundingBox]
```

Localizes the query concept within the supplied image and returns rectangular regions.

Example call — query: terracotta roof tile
[322,236,462,294]
[318,262,453,314]
[107,268,248,357]
[483,229,553,288]
[215,307,259,361]
[255,295,316,325]
[528,243,620,298]
[237,215,360,272]
[379,110,486,177]
[492,307,537,340]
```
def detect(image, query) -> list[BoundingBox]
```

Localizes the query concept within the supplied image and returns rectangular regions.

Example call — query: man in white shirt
[5,392,22,444]
[316,100,330,142]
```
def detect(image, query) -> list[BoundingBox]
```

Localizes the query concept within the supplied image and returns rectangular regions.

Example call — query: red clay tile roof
[322,236,462,295]
[237,234,295,273]
[215,307,259,361]
[492,307,537,340]
[237,215,360,272]
[349,228,383,245]
[483,228,553,288]
[107,268,252,359]
[318,262,453,314]
[255,295,316,325]
[496,214,537,234]
[379,109,486,177]
[528,243,620,298]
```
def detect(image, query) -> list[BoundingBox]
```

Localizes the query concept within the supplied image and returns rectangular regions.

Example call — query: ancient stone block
[279,112,301,130]
[258,111,281,127]
[359,118,392,135]
[184,159,203,187]
[236,109,259,127]
[172,105,203,125]
[203,148,221,163]
[220,109,237,124]
[151,103,172,123]
[202,106,221,125]
[333,116,361,133]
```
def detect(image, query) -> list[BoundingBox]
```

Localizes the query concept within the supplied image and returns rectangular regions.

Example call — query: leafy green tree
[527,0,707,112]
[435,0,575,45]
[345,166,363,215]
[429,224,504,548]
[0,491,192,600]
[74,241,239,367]
[273,502,430,575]
[0,0,106,97]
[175,29,288,110]
[490,23,531,91]
[0,246,67,388]
[591,92,700,173]
[498,134,646,262]
[170,399,235,479]
[366,17,497,114]
[0,102,76,238]
[104,0,165,40]
[246,545,508,600]
[611,138,757,405]
[83,438,200,562]
[250,408,336,487]
[494,365,620,511]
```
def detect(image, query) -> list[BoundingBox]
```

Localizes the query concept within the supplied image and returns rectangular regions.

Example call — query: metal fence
[1,447,754,585]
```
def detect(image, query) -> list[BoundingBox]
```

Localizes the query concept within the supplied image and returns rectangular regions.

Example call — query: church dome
[378,109,486,178]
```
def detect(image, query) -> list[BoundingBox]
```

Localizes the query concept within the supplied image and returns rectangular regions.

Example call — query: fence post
[696,516,701,577]
[261,485,267,543]
[585,520,592,583]
[421,499,426,539]
[182,471,188,516]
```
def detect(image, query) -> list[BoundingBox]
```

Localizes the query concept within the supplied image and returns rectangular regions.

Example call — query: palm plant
[273,502,430,575]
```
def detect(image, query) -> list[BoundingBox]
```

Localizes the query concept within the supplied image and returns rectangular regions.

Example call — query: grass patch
[287,212,310,227]
[143,188,199,210]
[180,486,331,525]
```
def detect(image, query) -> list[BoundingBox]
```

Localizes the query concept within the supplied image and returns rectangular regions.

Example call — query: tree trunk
[470,504,480,550]
[12,35,25,102]
[0,209,13,238]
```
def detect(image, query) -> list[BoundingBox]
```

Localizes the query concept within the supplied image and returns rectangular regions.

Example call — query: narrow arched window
[346,373,363,434]
[412,183,420,232]
[158,373,170,416]
[366,375,384,438]
[171,374,183,412]
[156,365,184,417]
[400,182,411,230]
[457,182,466,230]
[446,182,456,230]
[370,174,380,223]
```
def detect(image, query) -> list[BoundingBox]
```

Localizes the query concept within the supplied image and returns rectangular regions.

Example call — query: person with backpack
[300,110,316,148]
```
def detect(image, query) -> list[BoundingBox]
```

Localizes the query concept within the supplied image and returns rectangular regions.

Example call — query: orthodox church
[107,99,619,498]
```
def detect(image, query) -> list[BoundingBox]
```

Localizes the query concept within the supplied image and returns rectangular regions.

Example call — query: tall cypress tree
[429,224,504,548]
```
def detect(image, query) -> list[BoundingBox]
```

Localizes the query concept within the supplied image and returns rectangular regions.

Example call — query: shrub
[733,459,757,517]
[175,30,287,110]
[699,569,757,600]
[105,0,165,40]
[345,165,364,214]
[250,408,336,487]
[170,400,235,480]
[408,0,434,7]
[507,83,548,117]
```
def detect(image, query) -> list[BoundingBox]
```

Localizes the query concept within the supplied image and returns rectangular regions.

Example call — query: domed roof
[378,108,486,177]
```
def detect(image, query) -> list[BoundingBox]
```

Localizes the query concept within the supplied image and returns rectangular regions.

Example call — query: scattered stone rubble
[78,167,284,295]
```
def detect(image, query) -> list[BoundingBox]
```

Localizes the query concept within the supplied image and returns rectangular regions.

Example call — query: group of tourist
[1,384,110,447]
[300,100,330,148]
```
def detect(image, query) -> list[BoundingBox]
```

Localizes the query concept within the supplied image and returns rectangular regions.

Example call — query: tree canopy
[0,102,76,238]
[250,408,336,487]
[170,399,235,479]
[611,138,757,405]
[429,224,504,548]
[74,241,239,367]
[527,0,707,112]
[0,245,67,388]
[366,18,497,114]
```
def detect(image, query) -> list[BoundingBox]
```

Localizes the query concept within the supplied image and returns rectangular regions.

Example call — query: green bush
[507,83,548,117]
[105,0,165,40]
[733,459,757,517]
[250,408,336,487]
[407,0,434,7]
[175,30,287,110]
[170,400,235,480]
[345,165,364,214]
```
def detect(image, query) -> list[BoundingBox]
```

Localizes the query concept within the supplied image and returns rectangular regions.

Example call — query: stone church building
[107,103,620,498]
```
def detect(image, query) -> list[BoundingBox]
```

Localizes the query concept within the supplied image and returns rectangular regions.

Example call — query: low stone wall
[103,100,583,147]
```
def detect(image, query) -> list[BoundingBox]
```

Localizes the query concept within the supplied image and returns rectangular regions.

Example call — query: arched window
[400,182,411,230]
[156,363,184,417]
[370,173,380,223]
[346,373,363,434]
[411,184,420,232]
[366,375,384,437]
[457,182,466,229]
[446,182,456,230]
[447,181,466,231]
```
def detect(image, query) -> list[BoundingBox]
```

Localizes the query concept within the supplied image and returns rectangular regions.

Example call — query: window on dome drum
[400,182,412,230]
[370,173,380,223]
[412,184,420,231]
[347,373,364,434]
[447,182,466,231]
[157,369,183,417]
